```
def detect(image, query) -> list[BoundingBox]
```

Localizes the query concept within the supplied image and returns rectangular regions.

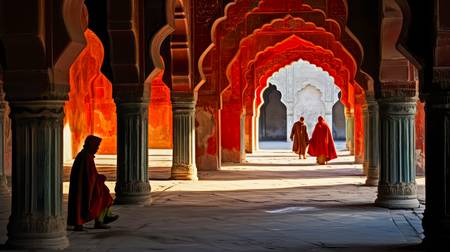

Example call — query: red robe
[67,149,113,226]
[307,121,337,161]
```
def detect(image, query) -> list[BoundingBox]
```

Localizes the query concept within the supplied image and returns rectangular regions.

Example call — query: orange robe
[67,149,113,226]
[290,121,309,156]
[307,121,337,162]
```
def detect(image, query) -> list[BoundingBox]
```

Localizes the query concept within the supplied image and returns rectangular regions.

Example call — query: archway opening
[257,59,342,151]
[332,92,346,142]
[259,83,287,142]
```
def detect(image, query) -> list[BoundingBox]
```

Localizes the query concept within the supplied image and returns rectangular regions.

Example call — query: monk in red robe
[67,135,118,231]
[290,116,309,159]
[307,116,337,165]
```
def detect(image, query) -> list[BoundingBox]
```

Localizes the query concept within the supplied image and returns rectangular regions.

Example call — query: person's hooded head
[83,135,102,155]
[318,116,324,123]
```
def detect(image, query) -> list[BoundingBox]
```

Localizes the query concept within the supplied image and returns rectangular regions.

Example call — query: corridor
[1,149,425,251]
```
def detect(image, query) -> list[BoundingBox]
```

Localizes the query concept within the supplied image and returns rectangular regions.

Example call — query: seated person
[67,135,119,231]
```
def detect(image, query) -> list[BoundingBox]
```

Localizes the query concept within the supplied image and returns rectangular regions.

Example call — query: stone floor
[0,149,426,251]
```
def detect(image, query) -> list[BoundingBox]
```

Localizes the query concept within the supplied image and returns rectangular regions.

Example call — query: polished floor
[0,148,425,251]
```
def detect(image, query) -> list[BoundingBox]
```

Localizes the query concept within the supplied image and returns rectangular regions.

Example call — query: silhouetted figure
[308,116,337,165]
[67,135,118,231]
[290,116,309,159]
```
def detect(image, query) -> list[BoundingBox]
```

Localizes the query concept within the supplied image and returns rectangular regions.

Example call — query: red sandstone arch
[198,0,366,99]
[226,16,357,96]
[65,29,117,156]
[238,36,360,153]
[148,0,176,83]
[241,36,352,111]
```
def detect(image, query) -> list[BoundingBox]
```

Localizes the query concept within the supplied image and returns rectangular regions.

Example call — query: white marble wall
[267,60,340,138]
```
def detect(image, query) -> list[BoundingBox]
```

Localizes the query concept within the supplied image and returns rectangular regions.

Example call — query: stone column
[171,93,198,180]
[0,97,8,196]
[240,109,246,163]
[362,97,379,186]
[6,101,68,249]
[345,107,355,154]
[375,97,419,208]
[114,102,151,204]
[422,91,450,245]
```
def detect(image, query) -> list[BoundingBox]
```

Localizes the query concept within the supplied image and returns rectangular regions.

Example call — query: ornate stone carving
[380,81,417,98]
[377,183,417,196]
[7,215,66,234]
[115,181,151,195]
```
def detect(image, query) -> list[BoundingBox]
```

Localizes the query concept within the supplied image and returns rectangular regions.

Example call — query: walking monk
[308,116,337,165]
[68,135,119,231]
[290,116,309,159]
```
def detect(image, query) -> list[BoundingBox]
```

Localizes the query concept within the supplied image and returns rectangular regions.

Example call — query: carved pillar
[240,109,246,162]
[345,107,355,154]
[195,100,221,171]
[114,102,151,204]
[375,97,419,208]
[362,96,379,186]
[171,93,198,180]
[422,72,450,244]
[6,101,68,249]
[0,90,8,196]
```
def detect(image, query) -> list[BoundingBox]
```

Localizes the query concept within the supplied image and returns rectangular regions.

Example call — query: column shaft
[422,93,450,244]
[363,97,380,186]
[345,108,355,154]
[375,98,419,208]
[6,101,68,249]
[114,102,151,204]
[171,94,198,180]
[0,100,8,195]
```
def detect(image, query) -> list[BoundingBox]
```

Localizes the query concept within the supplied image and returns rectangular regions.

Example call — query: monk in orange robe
[307,116,337,165]
[67,135,119,231]
[290,116,309,159]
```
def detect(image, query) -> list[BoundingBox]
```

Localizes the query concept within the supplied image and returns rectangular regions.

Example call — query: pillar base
[365,177,378,187]
[6,235,69,250]
[362,161,369,176]
[6,216,68,250]
[114,181,151,205]
[0,175,9,196]
[376,183,419,209]
[171,164,198,181]
[375,197,420,209]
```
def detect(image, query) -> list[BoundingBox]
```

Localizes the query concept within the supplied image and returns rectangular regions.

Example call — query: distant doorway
[332,96,346,141]
[259,84,287,141]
